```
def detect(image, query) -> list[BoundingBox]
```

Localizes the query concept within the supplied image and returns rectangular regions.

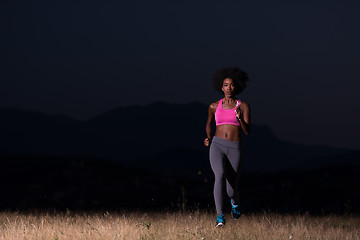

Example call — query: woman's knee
[214,172,225,182]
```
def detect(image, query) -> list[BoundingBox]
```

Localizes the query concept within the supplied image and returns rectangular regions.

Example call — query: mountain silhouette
[0,102,355,172]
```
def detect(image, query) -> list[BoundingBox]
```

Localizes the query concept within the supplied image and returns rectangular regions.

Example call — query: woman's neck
[223,96,236,104]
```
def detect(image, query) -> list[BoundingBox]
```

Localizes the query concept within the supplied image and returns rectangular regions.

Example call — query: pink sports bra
[215,99,241,126]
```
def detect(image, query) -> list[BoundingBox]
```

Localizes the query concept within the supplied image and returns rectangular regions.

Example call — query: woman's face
[222,78,236,97]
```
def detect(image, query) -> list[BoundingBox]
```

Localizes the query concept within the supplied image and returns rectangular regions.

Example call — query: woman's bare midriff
[215,125,241,142]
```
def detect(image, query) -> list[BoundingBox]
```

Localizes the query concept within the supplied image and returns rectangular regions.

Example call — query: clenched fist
[204,137,211,147]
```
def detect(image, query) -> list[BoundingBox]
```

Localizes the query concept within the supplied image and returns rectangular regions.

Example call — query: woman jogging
[204,67,250,227]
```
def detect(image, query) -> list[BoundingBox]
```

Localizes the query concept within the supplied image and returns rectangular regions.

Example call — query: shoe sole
[215,222,224,228]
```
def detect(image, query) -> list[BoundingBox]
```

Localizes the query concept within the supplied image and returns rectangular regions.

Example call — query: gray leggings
[209,136,242,215]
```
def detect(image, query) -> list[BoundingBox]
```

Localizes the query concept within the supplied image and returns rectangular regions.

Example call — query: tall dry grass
[0,210,359,240]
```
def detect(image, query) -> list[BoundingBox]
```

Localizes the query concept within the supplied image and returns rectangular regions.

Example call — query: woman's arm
[236,102,251,135]
[204,103,216,146]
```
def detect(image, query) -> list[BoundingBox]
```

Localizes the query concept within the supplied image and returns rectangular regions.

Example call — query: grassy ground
[0,210,359,240]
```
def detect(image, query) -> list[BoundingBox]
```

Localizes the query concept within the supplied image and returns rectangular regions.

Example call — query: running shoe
[215,214,225,227]
[231,199,241,220]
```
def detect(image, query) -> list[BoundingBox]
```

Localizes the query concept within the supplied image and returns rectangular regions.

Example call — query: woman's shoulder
[209,101,220,112]
[210,100,220,107]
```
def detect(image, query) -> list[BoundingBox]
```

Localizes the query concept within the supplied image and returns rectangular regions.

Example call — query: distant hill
[0,103,356,172]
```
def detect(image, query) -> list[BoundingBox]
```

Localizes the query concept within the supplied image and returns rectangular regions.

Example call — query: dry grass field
[0,210,359,240]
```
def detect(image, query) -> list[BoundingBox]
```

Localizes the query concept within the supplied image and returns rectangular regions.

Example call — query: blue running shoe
[215,214,225,227]
[231,199,241,220]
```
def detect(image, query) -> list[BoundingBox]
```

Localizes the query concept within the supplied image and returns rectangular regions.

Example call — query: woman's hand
[204,137,211,147]
[237,101,251,135]
[235,104,241,121]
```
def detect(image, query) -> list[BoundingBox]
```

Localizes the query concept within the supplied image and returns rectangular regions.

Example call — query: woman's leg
[209,141,226,215]
[225,146,242,204]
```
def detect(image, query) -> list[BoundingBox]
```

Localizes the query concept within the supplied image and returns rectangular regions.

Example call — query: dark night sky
[1,0,360,149]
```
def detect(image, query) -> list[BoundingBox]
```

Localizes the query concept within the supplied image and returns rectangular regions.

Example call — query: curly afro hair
[213,67,249,95]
